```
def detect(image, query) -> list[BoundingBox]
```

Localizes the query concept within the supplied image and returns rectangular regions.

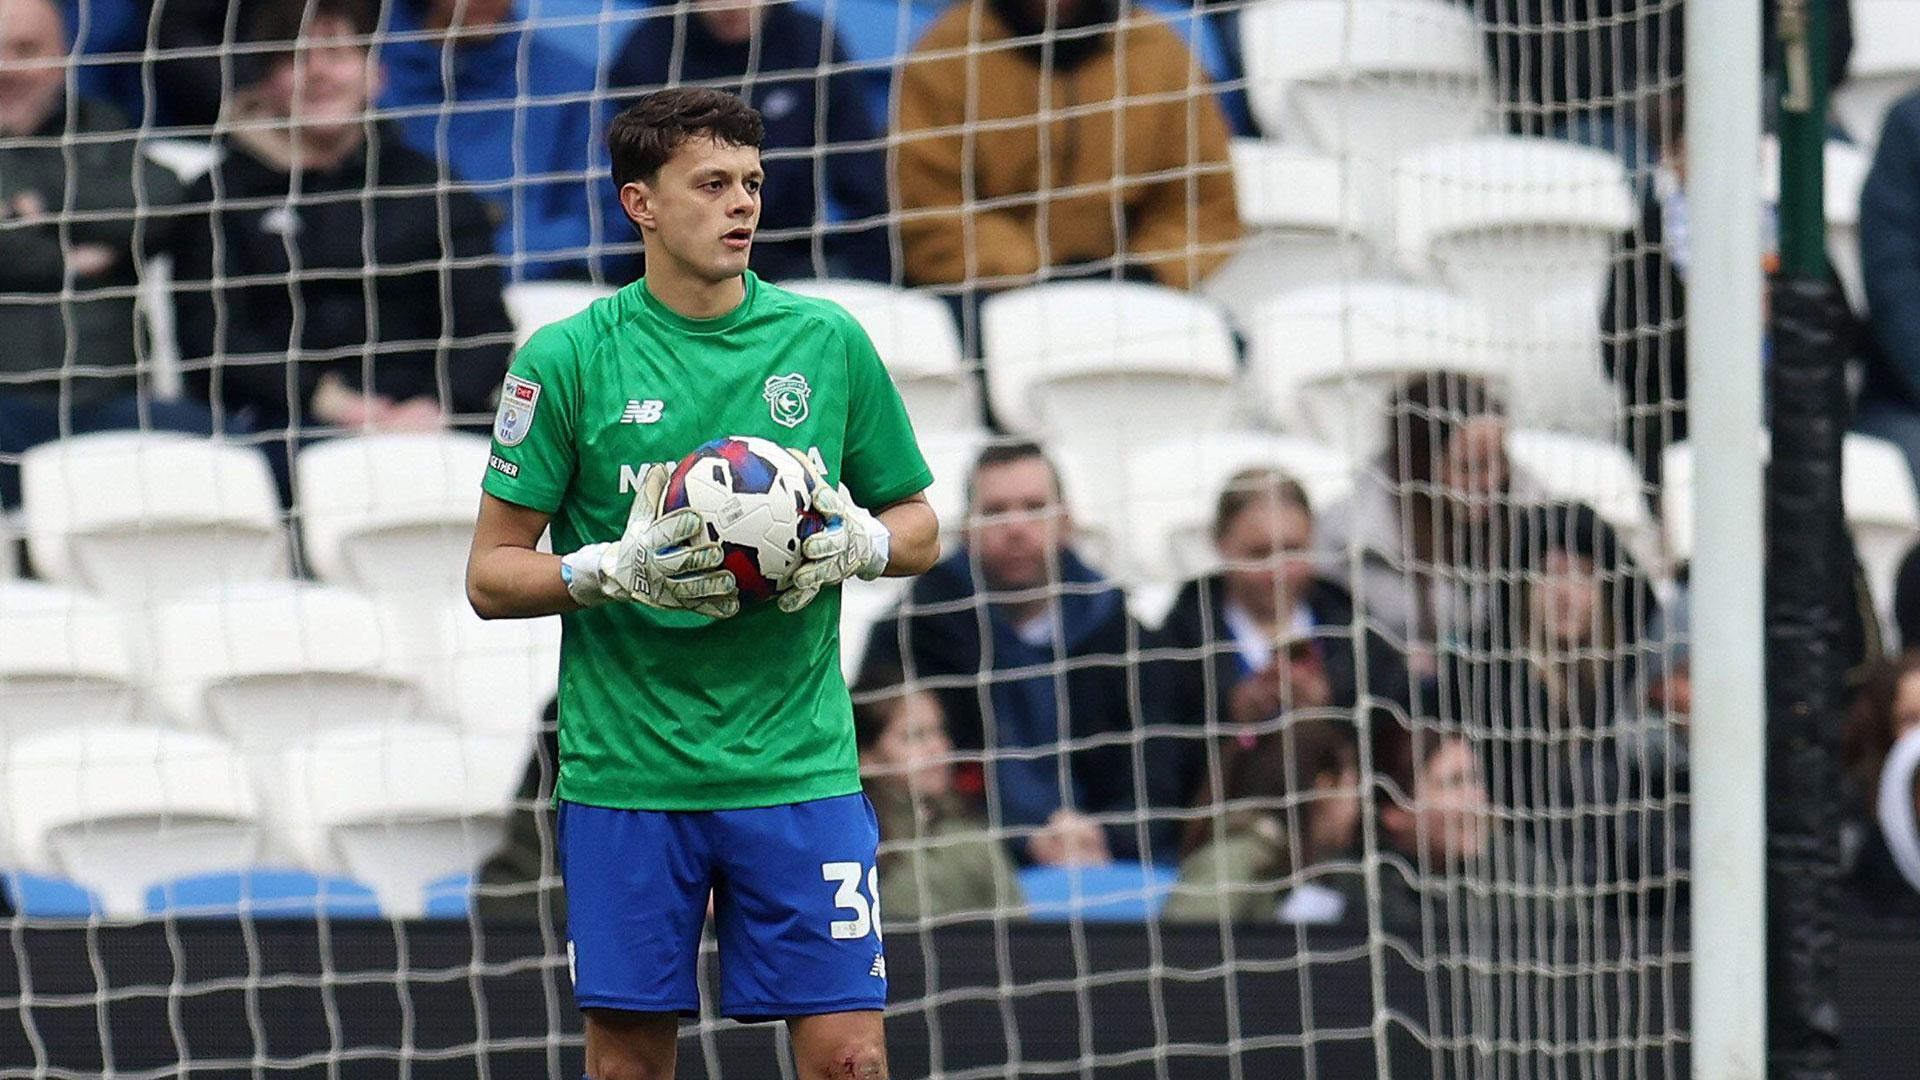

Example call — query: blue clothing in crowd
[379,2,601,280]
[605,1,893,283]
[1859,92,1920,486]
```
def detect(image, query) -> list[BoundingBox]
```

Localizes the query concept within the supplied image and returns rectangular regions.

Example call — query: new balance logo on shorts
[869,954,886,979]
[621,399,665,424]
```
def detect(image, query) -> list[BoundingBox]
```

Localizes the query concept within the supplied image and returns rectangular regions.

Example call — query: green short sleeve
[837,316,932,509]
[480,324,578,513]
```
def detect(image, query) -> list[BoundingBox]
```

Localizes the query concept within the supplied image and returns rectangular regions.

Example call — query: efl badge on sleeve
[763,372,811,429]
[495,373,542,447]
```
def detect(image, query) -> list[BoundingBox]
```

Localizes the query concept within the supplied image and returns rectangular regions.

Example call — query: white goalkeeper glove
[560,462,740,619]
[778,451,891,614]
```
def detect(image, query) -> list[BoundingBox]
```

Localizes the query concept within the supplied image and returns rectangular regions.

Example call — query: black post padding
[1766,273,1853,1080]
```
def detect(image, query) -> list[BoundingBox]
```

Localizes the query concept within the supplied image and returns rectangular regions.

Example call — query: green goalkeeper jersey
[481,272,932,811]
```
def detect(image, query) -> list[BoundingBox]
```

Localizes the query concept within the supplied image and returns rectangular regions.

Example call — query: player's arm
[468,493,576,619]
[872,491,939,577]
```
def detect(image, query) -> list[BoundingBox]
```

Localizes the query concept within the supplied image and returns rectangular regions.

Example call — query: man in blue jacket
[604,0,892,283]
[378,0,600,279]
[860,440,1182,866]
[1859,91,1920,490]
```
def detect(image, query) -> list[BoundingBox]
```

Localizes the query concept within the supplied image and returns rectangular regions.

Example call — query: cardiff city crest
[764,372,811,429]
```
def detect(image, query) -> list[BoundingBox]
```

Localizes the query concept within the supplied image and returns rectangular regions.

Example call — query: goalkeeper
[466,88,938,1080]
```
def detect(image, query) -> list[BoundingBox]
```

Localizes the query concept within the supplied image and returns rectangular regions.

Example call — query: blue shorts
[558,792,887,1021]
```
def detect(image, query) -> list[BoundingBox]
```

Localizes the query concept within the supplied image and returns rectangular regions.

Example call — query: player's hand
[776,451,891,614]
[560,463,739,618]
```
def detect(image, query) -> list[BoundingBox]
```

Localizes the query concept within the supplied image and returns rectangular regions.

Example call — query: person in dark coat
[1856,91,1920,491]
[603,0,892,283]
[1152,467,1409,851]
[171,0,512,494]
[1842,652,1920,920]
[861,439,1175,864]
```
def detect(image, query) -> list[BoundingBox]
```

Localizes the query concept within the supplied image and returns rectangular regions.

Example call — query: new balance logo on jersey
[869,954,887,979]
[621,399,665,424]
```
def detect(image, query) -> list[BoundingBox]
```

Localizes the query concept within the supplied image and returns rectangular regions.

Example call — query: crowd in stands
[7,0,1920,930]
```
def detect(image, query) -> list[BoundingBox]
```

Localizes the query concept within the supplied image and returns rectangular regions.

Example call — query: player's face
[260,15,374,131]
[1530,550,1600,648]
[861,691,954,799]
[969,458,1068,594]
[0,0,67,138]
[628,136,763,284]
[1216,497,1314,624]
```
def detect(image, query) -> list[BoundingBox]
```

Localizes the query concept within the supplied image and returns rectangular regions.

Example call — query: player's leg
[558,800,711,1080]
[583,1009,679,1080]
[787,1009,888,1080]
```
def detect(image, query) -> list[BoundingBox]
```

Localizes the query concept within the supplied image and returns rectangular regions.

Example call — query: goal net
[0,0,1724,1074]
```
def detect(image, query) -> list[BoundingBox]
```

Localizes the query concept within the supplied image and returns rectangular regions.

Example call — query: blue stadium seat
[145,871,384,919]
[5,873,103,918]
[424,873,476,919]
[1019,863,1179,921]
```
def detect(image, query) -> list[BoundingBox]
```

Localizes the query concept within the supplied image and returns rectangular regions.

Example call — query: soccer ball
[660,435,830,604]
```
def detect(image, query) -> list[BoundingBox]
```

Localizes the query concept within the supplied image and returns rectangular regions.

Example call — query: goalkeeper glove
[778,451,891,614]
[560,462,740,619]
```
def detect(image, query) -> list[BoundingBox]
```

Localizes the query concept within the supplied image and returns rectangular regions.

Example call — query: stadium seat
[1240,0,1492,159]
[418,598,560,738]
[1759,137,1873,315]
[1244,281,1504,454]
[4,873,102,919]
[781,279,977,434]
[1505,429,1663,582]
[1204,140,1376,330]
[1392,136,1635,317]
[915,427,991,549]
[277,725,522,918]
[0,582,145,739]
[150,582,423,770]
[1018,863,1179,921]
[145,870,383,919]
[423,872,476,919]
[840,575,908,681]
[504,281,619,349]
[22,432,288,603]
[1832,0,1920,149]
[295,432,493,596]
[981,282,1240,445]
[1056,431,1355,585]
[3,725,264,917]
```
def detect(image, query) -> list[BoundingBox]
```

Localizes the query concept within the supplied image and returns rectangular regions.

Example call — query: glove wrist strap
[857,517,892,581]
[562,544,613,607]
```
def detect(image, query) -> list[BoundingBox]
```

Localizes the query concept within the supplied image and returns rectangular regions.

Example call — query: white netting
[1,0,1890,1074]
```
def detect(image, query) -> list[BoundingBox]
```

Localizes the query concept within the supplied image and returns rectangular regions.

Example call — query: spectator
[894,0,1240,293]
[378,0,600,280]
[0,0,218,508]
[1345,726,1494,927]
[1160,719,1359,924]
[1856,91,1920,488]
[1843,653,1920,919]
[1152,468,1408,844]
[171,0,513,496]
[1896,541,1920,651]
[854,669,1023,923]
[605,0,891,284]
[1314,372,1543,680]
[1865,726,1920,919]
[151,0,269,128]
[860,439,1176,865]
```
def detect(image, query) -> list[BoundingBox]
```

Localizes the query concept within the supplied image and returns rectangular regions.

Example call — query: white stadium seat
[1245,281,1504,454]
[1759,137,1873,315]
[840,576,909,681]
[1240,0,1492,159]
[0,583,145,740]
[781,279,978,435]
[982,282,1240,444]
[504,281,618,349]
[1832,0,1920,149]
[1204,140,1375,330]
[22,433,288,602]
[1505,429,1662,582]
[1058,431,1355,585]
[151,582,422,767]
[295,432,492,596]
[3,726,262,917]
[1392,136,1635,317]
[278,725,520,917]
[418,598,561,738]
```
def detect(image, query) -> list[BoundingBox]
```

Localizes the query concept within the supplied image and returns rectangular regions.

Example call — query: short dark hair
[966,438,1062,513]
[608,88,765,189]
[241,0,376,83]
[851,664,910,753]
[1383,371,1504,486]
[1212,467,1312,542]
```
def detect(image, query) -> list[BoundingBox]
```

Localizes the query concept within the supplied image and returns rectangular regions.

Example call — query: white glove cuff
[856,515,891,581]
[562,543,613,607]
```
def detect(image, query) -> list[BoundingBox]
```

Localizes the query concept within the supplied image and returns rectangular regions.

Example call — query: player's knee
[810,1038,888,1080]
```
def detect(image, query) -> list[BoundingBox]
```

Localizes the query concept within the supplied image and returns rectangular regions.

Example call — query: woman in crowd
[1152,468,1407,844]
[854,670,1024,923]
[1314,372,1543,683]
[1161,719,1359,924]
[1343,725,1495,928]
[1842,652,1920,918]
